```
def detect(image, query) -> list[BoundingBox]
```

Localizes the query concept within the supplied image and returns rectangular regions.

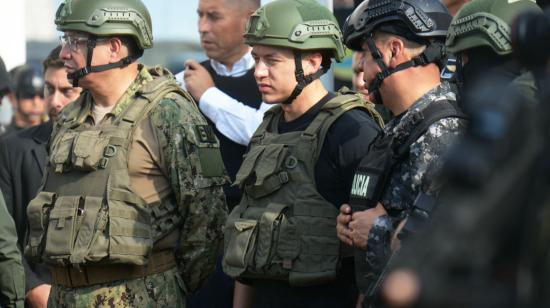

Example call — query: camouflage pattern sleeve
[0,191,25,308]
[382,117,467,213]
[410,117,467,193]
[149,94,228,294]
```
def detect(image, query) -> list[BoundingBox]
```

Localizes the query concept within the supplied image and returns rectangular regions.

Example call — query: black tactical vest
[350,100,466,292]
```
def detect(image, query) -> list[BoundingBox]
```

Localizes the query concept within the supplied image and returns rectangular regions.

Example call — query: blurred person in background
[176,0,266,306]
[0,45,82,308]
[1,65,46,137]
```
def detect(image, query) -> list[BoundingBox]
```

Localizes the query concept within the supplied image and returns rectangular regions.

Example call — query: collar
[209,51,254,77]
[77,64,154,124]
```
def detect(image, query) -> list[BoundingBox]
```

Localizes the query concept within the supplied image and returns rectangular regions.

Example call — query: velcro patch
[194,125,217,144]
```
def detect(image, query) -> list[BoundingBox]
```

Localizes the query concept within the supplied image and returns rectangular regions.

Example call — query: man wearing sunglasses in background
[0,45,82,308]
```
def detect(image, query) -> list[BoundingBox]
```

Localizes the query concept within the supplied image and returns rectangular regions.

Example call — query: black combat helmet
[342,0,452,103]
[14,66,44,100]
[343,0,452,50]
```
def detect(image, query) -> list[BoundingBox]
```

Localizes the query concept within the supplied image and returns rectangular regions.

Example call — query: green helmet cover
[244,0,345,62]
[55,0,153,50]
[446,0,541,55]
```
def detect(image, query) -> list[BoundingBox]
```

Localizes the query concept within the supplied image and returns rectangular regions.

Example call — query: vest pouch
[70,196,107,264]
[51,131,77,173]
[43,196,83,265]
[223,217,258,278]
[25,192,56,262]
[71,131,111,171]
[234,146,265,188]
[255,203,300,276]
[108,189,153,265]
[243,144,290,199]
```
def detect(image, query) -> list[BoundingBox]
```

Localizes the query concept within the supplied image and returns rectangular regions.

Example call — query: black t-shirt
[251,93,380,308]
[278,93,381,208]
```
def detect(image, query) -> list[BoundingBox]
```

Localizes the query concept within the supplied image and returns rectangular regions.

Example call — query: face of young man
[16,95,46,126]
[197,0,251,66]
[44,66,82,121]
[252,45,299,104]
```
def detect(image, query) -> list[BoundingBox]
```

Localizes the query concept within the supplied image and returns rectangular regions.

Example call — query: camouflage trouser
[47,267,185,308]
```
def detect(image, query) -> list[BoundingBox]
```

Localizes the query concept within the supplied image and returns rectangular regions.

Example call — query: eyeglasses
[59,35,109,52]
[59,35,90,52]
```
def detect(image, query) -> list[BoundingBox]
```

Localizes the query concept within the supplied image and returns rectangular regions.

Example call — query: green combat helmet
[55,0,153,86]
[244,0,345,104]
[446,0,542,56]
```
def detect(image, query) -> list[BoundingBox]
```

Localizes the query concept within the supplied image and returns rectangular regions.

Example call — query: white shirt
[175,52,271,146]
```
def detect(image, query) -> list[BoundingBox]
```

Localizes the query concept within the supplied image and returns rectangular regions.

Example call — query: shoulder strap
[118,75,196,128]
[249,105,281,146]
[394,100,467,158]
[304,94,368,163]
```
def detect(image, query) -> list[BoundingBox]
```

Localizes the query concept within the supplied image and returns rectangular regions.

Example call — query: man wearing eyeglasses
[24,0,227,306]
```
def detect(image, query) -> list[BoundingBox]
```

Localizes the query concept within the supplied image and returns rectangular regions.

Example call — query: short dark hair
[42,45,64,72]
[227,0,260,11]
[119,36,142,58]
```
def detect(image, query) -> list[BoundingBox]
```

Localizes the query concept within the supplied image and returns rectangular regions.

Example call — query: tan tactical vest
[25,67,194,267]
[222,93,382,286]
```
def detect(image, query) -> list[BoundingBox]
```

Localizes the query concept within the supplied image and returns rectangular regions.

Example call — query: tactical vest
[349,100,467,293]
[222,93,380,287]
[24,67,194,267]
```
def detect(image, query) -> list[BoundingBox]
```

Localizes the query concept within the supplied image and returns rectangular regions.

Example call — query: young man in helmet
[0,57,25,308]
[221,0,382,307]
[24,0,227,306]
[336,0,467,303]
[1,66,46,137]
[0,45,82,308]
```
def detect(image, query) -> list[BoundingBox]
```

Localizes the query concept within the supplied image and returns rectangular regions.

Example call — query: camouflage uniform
[42,66,227,307]
[48,268,183,308]
[0,190,25,308]
[380,82,467,221]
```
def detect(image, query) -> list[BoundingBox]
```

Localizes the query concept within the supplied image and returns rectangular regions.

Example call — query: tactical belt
[49,250,177,288]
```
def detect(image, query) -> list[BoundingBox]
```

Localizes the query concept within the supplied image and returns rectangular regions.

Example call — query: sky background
[52,0,201,42]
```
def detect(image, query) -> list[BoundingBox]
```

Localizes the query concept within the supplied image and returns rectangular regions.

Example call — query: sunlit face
[44,66,82,120]
[252,45,299,104]
[198,0,251,66]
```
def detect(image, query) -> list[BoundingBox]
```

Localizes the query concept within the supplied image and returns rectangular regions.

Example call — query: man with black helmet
[221,0,382,307]
[1,66,46,137]
[378,0,544,306]
[24,0,227,306]
[0,56,25,308]
[336,0,467,303]
[0,46,82,308]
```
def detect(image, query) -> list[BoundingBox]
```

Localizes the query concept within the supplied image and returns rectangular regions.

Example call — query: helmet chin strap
[67,35,142,87]
[280,50,330,105]
[364,34,445,105]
